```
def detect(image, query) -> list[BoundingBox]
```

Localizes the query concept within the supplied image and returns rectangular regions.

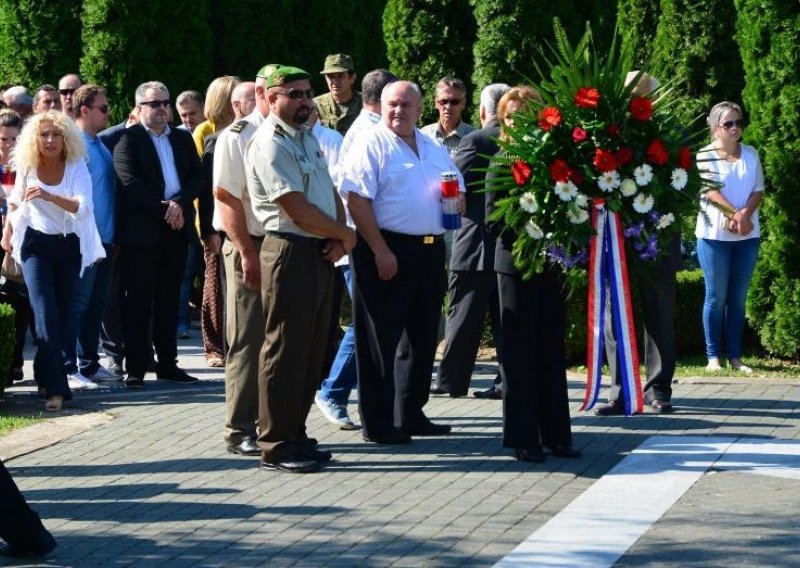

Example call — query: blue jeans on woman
[318,265,357,404]
[696,237,759,360]
[20,229,80,400]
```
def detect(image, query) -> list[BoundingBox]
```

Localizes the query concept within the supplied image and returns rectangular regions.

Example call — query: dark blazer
[450,120,501,272]
[199,131,220,239]
[98,121,128,153]
[113,124,202,247]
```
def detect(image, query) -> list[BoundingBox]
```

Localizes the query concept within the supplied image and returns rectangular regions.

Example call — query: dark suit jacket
[98,121,128,153]
[113,124,202,247]
[450,119,501,272]
[199,131,220,239]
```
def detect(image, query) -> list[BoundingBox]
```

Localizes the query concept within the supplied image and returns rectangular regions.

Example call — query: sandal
[45,396,64,412]
[205,355,225,368]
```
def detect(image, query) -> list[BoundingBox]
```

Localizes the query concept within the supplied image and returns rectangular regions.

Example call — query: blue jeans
[318,265,357,405]
[20,229,80,399]
[177,243,200,333]
[696,237,759,360]
[63,243,114,376]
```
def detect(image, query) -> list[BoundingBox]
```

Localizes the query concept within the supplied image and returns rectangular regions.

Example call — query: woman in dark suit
[488,87,580,463]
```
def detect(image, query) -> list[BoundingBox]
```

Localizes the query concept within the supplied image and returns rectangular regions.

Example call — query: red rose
[511,160,533,186]
[593,148,618,172]
[646,139,669,166]
[538,106,562,131]
[549,159,572,183]
[607,123,621,138]
[571,126,587,143]
[677,146,692,170]
[615,146,633,167]
[571,168,584,186]
[574,87,600,109]
[630,97,654,121]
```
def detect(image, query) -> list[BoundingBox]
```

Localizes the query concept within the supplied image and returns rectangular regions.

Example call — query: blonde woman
[0,111,104,411]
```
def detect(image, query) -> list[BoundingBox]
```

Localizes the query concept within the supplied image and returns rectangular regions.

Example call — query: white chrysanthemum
[597,170,621,192]
[567,207,590,224]
[519,192,538,213]
[620,178,637,197]
[671,168,688,190]
[554,181,578,201]
[656,212,675,230]
[633,193,655,213]
[525,219,544,239]
[574,193,589,208]
[634,164,654,186]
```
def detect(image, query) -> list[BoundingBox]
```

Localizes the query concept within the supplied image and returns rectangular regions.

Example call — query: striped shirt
[420,120,476,156]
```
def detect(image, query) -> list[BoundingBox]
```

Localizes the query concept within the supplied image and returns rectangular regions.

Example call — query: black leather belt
[381,230,443,245]
[267,231,324,246]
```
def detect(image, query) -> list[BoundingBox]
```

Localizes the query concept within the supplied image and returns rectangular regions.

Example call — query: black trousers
[352,233,446,437]
[0,460,47,549]
[435,270,503,396]
[497,269,572,450]
[119,228,187,377]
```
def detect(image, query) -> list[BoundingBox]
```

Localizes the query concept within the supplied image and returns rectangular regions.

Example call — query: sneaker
[729,359,753,374]
[68,372,100,391]
[315,393,357,430]
[90,366,123,382]
[705,358,723,372]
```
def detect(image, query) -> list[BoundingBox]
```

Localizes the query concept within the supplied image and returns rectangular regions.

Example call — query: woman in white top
[695,101,764,374]
[0,111,104,411]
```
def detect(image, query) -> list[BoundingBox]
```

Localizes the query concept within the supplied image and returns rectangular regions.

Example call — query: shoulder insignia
[230,119,248,133]
[273,123,286,138]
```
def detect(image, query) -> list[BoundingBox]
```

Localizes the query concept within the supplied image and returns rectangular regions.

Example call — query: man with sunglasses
[57,74,82,119]
[315,53,362,135]
[247,66,356,473]
[60,84,120,390]
[114,81,203,389]
[421,76,475,156]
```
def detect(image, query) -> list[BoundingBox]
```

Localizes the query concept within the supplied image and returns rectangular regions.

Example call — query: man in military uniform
[314,53,362,135]
[247,65,356,473]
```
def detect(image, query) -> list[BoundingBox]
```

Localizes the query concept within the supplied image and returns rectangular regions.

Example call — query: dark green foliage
[80,0,213,125]
[384,0,477,124]
[650,0,745,130]
[0,303,14,397]
[616,0,660,67]
[735,0,800,358]
[0,0,83,87]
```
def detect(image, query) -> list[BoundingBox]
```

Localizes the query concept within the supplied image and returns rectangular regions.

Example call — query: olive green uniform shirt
[314,91,363,135]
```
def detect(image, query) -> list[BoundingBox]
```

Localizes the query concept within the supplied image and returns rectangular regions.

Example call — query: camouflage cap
[256,63,281,81]
[265,66,310,88]
[320,53,354,75]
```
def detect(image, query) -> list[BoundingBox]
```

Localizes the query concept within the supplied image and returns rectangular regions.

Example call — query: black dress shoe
[546,444,582,458]
[473,388,502,399]
[261,452,321,473]
[403,421,452,436]
[0,528,57,558]
[649,400,674,414]
[227,437,260,456]
[303,447,333,462]
[429,385,448,395]
[124,375,144,389]
[514,448,545,463]
[594,401,625,416]
[362,430,412,444]
[156,367,198,383]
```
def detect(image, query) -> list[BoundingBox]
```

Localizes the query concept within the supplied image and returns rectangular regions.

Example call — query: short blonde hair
[12,111,86,172]
[707,101,744,139]
[203,76,241,128]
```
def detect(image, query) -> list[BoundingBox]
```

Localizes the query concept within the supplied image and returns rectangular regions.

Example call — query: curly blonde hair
[12,111,86,171]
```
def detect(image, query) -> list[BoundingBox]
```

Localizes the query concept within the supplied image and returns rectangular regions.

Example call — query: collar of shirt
[268,114,302,140]
[436,121,472,140]
[246,109,267,128]
[144,124,172,139]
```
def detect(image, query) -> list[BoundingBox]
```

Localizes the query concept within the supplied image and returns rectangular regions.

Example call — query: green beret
[256,63,281,80]
[265,65,310,88]
[320,53,355,75]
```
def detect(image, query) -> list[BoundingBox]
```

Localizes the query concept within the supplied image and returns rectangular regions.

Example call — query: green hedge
[0,302,15,397]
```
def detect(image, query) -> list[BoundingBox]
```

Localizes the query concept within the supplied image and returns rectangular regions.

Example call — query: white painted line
[715,439,800,481]
[494,436,737,567]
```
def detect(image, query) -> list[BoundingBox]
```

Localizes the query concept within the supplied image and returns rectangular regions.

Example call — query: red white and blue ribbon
[582,199,643,415]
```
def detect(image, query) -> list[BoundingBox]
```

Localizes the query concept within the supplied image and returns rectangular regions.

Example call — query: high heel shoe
[45,396,64,412]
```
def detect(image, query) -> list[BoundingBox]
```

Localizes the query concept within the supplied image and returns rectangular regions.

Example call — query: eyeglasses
[140,99,171,109]
[719,119,744,130]
[90,105,110,113]
[58,88,76,96]
[273,88,315,100]
[436,98,463,106]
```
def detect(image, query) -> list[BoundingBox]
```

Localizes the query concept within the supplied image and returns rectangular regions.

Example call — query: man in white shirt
[340,81,465,444]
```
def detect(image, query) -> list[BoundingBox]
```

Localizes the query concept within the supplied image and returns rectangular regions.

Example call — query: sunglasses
[437,98,463,106]
[273,88,315,100]
[140,99,171,109]
[719,119,744,130]
[91,105,110,113]
[59,88,76,96]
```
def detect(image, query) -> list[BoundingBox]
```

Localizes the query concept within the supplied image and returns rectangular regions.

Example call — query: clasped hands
[162,200,184,230]
[322,227,357,264]
[728,209,753,236]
